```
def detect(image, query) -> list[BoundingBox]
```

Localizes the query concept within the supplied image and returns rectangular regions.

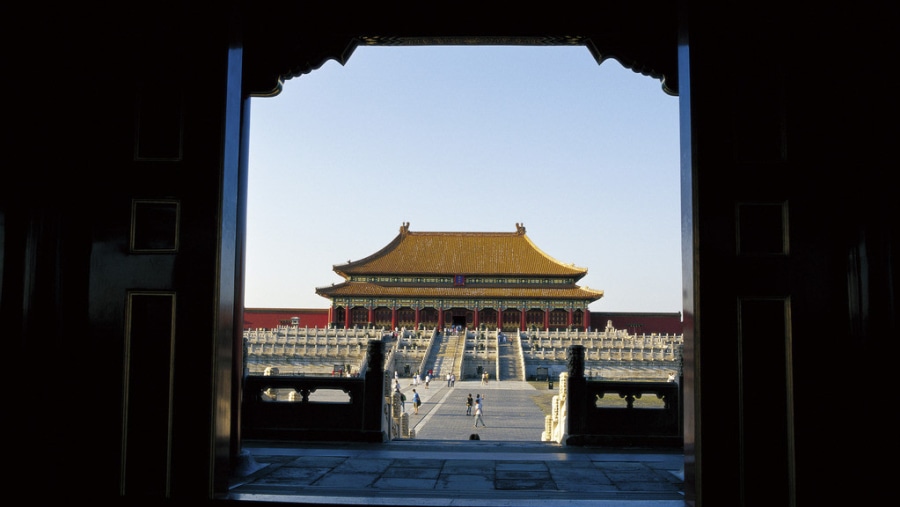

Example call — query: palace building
[315,222,603,331]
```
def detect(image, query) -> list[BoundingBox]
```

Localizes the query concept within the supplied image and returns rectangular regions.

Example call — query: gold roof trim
[317,281,604,300]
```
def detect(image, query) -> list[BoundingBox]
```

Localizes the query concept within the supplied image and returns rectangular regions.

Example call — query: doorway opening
[244,45,681,442]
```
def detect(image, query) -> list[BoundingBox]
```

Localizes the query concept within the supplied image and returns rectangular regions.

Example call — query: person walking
[412,389,421,415]
[473,395,486,428]
[466,393,474,416]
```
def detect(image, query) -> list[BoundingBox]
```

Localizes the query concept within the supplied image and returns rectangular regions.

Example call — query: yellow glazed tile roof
[333,223,588,278]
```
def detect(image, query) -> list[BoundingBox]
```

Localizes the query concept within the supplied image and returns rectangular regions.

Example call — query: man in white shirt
[473,395,486,428]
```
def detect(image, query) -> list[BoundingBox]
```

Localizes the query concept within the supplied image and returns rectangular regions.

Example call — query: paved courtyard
[230,380,686,505]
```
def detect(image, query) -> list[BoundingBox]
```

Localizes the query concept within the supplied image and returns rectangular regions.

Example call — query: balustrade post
[363,340,386,438]
[565,345,587,442]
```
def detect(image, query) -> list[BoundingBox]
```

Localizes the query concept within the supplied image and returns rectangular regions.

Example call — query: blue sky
[245,45,681,313]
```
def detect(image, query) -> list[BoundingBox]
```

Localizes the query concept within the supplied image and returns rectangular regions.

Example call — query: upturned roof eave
[332,229,406,277]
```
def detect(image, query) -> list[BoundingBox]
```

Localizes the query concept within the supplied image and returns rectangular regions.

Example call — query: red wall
[590,312,683,335]
[243,308,329,329]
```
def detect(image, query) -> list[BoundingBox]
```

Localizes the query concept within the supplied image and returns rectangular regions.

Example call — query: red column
[344,306,350,329]
[328,305,333,326]
[414,306,420,330]
[543,309,549,330]
[391,306,397,330]
[496,308,502,330]
[438,308,444,330]
[367,307,374,326]
[567,309,573,327]
[520,308,526,330]
[473,309,479,329]
[583,310,590,330]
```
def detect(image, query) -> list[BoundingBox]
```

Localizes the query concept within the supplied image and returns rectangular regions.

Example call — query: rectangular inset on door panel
[122,292,176,498]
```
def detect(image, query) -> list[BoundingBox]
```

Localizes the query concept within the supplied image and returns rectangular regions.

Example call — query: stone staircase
[422,330,467,380]
[450,331,467,379]
[421,332,444,377]
[497,333,523,381]
[437,331,463,378]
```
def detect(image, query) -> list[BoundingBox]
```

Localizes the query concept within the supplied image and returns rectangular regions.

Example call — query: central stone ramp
[406,380,544,441]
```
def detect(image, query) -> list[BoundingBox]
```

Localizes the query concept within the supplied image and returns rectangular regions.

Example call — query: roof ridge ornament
[516,223,526,235]
[400,222,410,234]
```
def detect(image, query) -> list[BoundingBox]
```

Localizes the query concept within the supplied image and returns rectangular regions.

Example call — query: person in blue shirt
[412,389,421,415]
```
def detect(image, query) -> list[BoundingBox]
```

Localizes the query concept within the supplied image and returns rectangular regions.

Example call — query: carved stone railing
[241,341,682,447]
[241,340,387,442]
[557,345,682,447]
[566,380,681,447]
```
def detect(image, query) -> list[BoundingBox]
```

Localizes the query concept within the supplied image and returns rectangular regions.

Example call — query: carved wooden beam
[241,4,677,96]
